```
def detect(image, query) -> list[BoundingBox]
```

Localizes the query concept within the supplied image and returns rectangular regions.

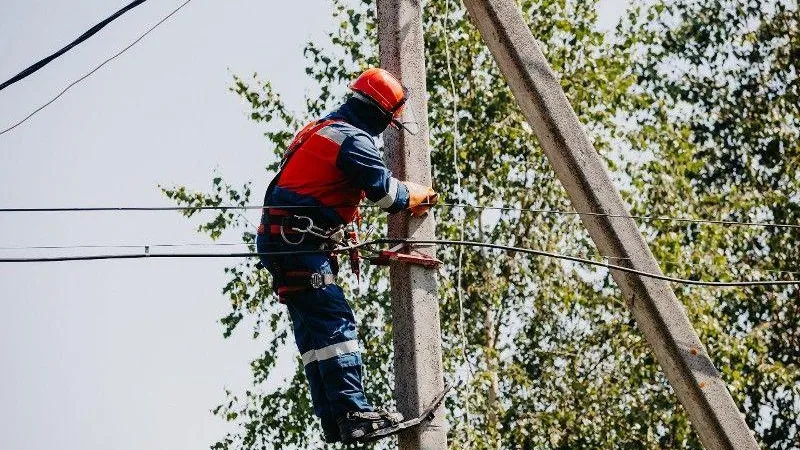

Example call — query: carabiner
[280,215,313,245]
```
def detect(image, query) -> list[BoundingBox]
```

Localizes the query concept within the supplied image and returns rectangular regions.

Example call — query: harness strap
[275,270,337,303]
[260,119,343,221]
[283,270,336,288]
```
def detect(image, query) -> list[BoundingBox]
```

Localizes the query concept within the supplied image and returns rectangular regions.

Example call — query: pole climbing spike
[353,383,452,443]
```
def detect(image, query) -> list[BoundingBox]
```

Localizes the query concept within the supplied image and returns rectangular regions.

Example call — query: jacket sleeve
[336,134,409,213]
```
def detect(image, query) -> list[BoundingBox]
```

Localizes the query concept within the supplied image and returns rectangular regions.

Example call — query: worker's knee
[318,351,363,372]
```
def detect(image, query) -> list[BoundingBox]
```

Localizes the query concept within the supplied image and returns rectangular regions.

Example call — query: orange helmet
[349,68,408,118]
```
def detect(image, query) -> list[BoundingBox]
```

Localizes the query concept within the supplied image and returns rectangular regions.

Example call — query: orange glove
[404,181,438,216]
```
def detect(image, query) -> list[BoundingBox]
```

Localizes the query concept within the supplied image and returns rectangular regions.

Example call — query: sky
[0,1,628,449]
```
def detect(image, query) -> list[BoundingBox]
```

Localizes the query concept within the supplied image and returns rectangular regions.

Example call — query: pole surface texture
[462,1,758,449]
[376,1,448,449]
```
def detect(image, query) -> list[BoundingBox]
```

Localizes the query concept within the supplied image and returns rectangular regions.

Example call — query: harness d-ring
[280,216,312,245]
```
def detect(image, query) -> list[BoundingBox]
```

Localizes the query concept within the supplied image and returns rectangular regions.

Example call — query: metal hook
[280,216,307,245]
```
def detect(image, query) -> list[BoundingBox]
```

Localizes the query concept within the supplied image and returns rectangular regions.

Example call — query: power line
[1,238,797,287]
[388,238,800,287]
[445,204,800,230]
[0,248,344,263]
[0,201,797,229]
[0,0,148,92]
[4,239,797,276]
[0,0,192,136]
[0,241,248,251]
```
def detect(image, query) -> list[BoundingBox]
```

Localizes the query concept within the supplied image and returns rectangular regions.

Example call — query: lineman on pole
[255,68,437,443]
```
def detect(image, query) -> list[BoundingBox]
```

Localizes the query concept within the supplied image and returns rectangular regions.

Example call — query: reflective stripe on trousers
[302,340,361,366]
[256,232,372,417]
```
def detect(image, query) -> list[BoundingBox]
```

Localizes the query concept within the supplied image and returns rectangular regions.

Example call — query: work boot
[337,408,404,443]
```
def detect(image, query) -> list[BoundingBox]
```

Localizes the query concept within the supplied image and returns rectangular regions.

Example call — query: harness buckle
[309,272,324,289]
[328,228,345,243]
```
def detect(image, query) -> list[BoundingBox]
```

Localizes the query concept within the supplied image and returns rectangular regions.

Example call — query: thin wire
[437,203,800,230]
[441,0,474,438]
[0,0,148,92]
[0,241,248,251]
[0,246,359,263]
[4,240,796,276]
[2,238,798,287]
[1,201,796,230]
[0,204,352,212]
[592,254,800,277]
[0,0,193,136]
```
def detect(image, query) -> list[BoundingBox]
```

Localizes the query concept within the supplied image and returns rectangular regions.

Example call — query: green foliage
[162,0,798,448]
[622,0,800,447]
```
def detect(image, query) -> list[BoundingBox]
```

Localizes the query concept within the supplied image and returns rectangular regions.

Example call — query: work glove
[404,181,438,216]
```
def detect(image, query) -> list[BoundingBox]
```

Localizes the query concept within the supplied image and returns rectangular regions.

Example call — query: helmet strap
[352,91,397,121]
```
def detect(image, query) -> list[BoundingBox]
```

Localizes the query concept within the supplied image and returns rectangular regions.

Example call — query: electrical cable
[0,247,353,263]
[1,201,795,229]
[384,238,800,287]
[0,241,248,251]
[0,0,148,92]
[440,203,800,230]
[2,237,798,287]
[0,0,193,136]
[4,240,797,276]
[0,205,293,212]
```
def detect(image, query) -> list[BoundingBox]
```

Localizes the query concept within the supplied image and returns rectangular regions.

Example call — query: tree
[623,0,800,447]
[162,0,798,448]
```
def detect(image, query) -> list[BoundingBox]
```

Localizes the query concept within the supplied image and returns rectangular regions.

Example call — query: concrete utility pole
[461,1,758,449]
[376,1,448,449]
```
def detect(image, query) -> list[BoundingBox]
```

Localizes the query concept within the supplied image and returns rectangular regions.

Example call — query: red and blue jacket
[262,99,410,230]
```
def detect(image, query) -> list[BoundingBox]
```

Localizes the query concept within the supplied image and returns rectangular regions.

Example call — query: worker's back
[267,117,367,228]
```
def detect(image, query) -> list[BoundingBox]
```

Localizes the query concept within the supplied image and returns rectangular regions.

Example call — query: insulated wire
[0,247,352,263]
[593,254,800,277]
[4,240,796,276]
[0,0,193,136]
[1,202,796,230]
[384,239,800,287]
[0,0,149,92]
[1,238,798,287]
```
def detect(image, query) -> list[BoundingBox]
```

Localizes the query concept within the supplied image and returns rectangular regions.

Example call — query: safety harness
[257,119,357,301]
[258,118,441,302]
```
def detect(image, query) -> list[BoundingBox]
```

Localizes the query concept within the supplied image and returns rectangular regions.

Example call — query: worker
[255,68,438,443]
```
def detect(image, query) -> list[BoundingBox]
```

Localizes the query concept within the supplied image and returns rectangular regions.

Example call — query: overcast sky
[0,1,627,449]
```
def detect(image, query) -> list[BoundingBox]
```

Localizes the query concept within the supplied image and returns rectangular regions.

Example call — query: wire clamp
[368,243,442,269]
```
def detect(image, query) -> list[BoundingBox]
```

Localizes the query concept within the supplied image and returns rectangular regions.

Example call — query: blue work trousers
[256,234,372,428]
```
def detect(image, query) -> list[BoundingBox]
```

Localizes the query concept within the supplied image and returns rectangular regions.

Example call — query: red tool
[368,244,442,269]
